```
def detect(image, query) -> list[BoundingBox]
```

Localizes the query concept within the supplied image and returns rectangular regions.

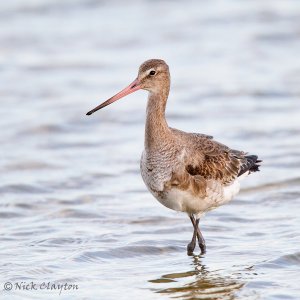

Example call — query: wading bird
[86,59,261,255]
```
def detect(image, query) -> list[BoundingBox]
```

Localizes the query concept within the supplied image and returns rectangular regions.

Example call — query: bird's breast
[140,150,174,193]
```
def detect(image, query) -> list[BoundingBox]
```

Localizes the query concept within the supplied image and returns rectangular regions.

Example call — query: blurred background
[1,0,300,299]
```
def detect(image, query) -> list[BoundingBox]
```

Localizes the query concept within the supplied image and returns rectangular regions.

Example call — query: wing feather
[170,128,261,185]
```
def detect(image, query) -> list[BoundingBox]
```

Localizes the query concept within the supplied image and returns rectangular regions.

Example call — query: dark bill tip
[86,110,94,116]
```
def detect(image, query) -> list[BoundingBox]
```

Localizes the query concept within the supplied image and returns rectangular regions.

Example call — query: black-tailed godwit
[86,59,261,255]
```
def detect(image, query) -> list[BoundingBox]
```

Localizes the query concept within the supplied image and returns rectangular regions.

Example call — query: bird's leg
[190,215,206,255]
[187,215,197,255]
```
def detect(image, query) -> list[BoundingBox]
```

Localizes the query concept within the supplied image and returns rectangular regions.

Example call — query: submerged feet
[187,215,206,256]
[187,227,197,255]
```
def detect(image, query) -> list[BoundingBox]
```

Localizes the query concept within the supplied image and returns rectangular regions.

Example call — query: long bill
[86,78,141,115]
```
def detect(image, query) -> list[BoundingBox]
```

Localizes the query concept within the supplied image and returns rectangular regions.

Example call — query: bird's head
[86,59,169,115]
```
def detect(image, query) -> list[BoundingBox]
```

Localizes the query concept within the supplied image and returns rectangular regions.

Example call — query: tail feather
[238,155,262,177]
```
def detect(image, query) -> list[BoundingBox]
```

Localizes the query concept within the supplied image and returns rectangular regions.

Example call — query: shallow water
[1,0,300,299]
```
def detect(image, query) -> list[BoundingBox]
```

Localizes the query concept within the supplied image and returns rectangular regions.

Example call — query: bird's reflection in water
[149,256,244,300]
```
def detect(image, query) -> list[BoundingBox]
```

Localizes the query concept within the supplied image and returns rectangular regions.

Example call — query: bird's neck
[145,87,171,150]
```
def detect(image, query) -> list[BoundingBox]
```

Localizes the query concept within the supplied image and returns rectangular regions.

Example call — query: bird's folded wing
[183,136,244,185]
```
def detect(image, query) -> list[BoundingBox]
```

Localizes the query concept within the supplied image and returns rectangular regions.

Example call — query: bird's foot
[187,240,196,256]
[199,241,206,255]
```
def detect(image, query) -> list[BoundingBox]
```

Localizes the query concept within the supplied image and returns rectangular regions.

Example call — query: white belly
[148,179,241,217]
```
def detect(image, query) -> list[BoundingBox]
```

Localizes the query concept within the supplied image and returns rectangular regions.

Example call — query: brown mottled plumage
[86,59,261,255]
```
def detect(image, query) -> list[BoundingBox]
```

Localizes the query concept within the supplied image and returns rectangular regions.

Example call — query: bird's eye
[149,70,156,76]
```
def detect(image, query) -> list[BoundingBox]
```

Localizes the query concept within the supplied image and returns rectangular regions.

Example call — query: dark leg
[190,215,206,254]
[187,216,197,255]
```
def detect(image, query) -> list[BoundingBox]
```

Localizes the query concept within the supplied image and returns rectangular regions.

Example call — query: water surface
[1,0,300,299]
